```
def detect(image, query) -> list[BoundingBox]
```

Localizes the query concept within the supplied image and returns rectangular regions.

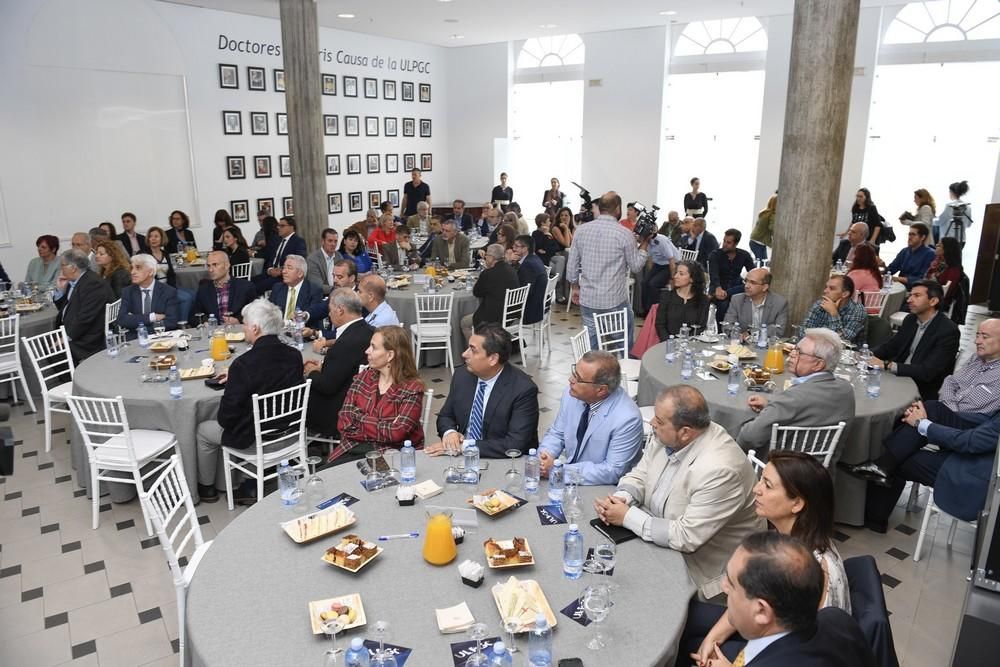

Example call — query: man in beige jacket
[594,385,762,599]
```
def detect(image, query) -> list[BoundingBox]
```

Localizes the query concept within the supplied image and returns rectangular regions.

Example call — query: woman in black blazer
[146,226,176,286]
[655,260,710,341]
[221,226,251,267]
[165,210,196,254]
[212,209,233,250]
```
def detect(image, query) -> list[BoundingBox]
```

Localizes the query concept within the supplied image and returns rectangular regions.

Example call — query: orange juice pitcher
[210,331,230,361]
[422,510,457,565]
[186,247,199,264]
[764,339,785,375]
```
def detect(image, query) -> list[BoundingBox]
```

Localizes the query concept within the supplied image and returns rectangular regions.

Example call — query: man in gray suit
[736,328,855,453]
[723,267,788,335]
[430,219,471,269]
[305,228,341,295]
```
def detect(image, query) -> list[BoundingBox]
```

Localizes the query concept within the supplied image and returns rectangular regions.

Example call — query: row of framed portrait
[219,63,431,102]
[232,188,404,222]
[227,153,433,179]
[222,110,432,138]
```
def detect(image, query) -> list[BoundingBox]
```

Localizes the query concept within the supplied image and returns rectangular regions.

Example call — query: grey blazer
[736,372,856,453]
[723,291,789,333]
[430,233,471,269]
[306,249,339,295]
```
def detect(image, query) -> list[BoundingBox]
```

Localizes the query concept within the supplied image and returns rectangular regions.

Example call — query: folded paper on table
[436,601,475,633]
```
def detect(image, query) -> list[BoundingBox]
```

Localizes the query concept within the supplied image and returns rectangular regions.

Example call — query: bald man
[832,222,871,266]
[722,267,788,334]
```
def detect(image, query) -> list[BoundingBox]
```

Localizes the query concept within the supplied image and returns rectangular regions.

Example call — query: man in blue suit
[252,216,307,295]
[512,235,548,325]
[116,253,179,332]
[268,254,323,320]
[538,350,644,485]
[191,251,257,324]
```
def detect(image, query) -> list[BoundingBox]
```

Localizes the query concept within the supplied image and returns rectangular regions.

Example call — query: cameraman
[640,231,680,315]
[935,180,973,247]
[566,191,650,349]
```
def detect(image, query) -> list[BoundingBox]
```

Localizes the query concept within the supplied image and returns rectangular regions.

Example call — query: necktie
[571,405,590,464]
[732,649,746,667]
[285,286,297,320]
[273,237,288,267]
[467,380,487,440]
[142,289,151,315]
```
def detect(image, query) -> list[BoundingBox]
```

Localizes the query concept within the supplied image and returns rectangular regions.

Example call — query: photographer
[639,217,680,315]
[935,180,973,247]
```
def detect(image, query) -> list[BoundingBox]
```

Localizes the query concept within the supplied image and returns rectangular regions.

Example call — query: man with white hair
[54,249,114,363]
[116,253,180,332]
[461,243,519,341]
[268,254,323,320]
[72,232,99,272]
[832,222,871,266]
[407,200,432,235]
[195,299,305,504]
[431,219,471,269]
[736,328,856,452]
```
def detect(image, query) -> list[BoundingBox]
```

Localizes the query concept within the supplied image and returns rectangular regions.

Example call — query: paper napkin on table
[414,479,443,499]
[436,601,475,634]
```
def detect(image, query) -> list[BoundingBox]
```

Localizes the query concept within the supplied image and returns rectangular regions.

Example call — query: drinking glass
[502,619,520,654]
[503,449,522,493]
[563,483,583,524]
[464,623,490,667]
[690,323,702,339]
[582,585,612,650]
[322,617,345,666]
[443,441,463,486]
[304,456,326,508]
[594,542,616,574]
[177,320,188,333]
[154,321,166,337]
[371,621,398,667]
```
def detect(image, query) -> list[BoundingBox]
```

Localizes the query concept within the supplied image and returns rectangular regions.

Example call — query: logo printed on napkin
[450,637,500,666]
[316,492,359,510]
[362,640,411,665]
[536,504,566,525]
[560,598,592,627]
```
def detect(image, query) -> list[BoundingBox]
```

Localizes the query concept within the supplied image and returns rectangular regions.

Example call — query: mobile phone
[558,659,584,667]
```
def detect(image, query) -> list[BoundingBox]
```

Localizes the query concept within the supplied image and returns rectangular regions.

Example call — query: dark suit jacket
[105,268,131,299]
[926,406,1000,521]
[55,270,113,363]
[116,282,179,331]
[264,233,308,270]
[436,365,540,458]
[450,213,474,233]
[517,255,548,324]
[472,263,519,328]
[832,239,852,265]
[216,335,305,449]
[115,232,148,257]
[872,311,959,400]
[749,608,876,667]
[268,280,324,316]
[164,227,196,255]
[192,278,257,323]
[681,231,719,266]
[306,320,375,436]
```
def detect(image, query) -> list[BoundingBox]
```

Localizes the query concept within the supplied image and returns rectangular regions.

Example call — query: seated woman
[683,450,851,665]
[846,243,884,314]
[145,226,176,286]
[25,234,61,288]
[94,240,131,298]
[330,326,425,463]
[926,236,962,310]
[212,209,233,250]
[654,260,709,340]
[165,210,196,254]
[221,225,251,268]
[340,229,373,275]
[253,215,278,256]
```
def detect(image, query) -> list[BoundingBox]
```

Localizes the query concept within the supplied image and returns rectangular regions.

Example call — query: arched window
[884,0,1000,44]
[516,34,585,69]
[674,17,767,56]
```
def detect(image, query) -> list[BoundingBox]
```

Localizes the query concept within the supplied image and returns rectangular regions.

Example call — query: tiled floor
[0,305,989,666]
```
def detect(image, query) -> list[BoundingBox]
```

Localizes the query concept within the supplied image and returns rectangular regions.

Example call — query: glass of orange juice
[423,510,457,565]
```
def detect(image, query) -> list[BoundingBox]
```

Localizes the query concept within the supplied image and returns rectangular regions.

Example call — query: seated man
[305,228,341,295]
[708,228,756,322]
[381,226,423,270]
[831,222,870,266]
[192,251,256,324]
[723,268,788,334]
[869,279,959,400]
[938,318,1000,414]
[461,244,519,342]
[116,254,179,332]
[512,235,548,326]
[302,289,375,438]
[426,324,540,458]
[449,199,474,233]
[359,275,400,327]
[430,219,471,269]
[251,216,306,296]
[680,217,719,267]
[54,249,114,363]
[195,300,306,503]
[268,254,323,320]
[594,385,762,599]
[418,215,443,260]
[304,258,364,351]
[799,274,866,345]
[885,223,935,288]
[736,328,855,452]
[406,200,432,235]
[538,351,644,485]
[640,231,680,314]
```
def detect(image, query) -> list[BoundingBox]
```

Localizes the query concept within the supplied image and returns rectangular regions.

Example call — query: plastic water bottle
[167,366,183,399]
[489,641,513,666]
[207,314,218,330]
[344,637,370,667]
[727,354,741,395]
[548,460,564,505]
[881,273,891,293]
[857,344,871,374]
[756,323,768,349]
[137,322,149,348]
[524,448,540,494]
[463,440,480,472]
[664,335,677,363]
[528,614,553,667]
[106,329,118,358]
[835,259,844,273]
[867,366,881,398]
[680,349,694,381]
[400,439,416,484]
[293,328,304,350]
[563,523,584,579]
[277,460,299,507]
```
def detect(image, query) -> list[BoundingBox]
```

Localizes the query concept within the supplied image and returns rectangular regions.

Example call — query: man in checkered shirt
[938,318,1000,413]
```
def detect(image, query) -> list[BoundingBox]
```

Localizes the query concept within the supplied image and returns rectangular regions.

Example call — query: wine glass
[690,323,702,339]
[371,621,397,667]
[177,319,188,333]
[581,585,612,650]
[502,619,520,654]
[153,321,166,338]
[464,623,489,667]
[503,449,522,493]
[562,483,584,524]
[594,542,616,575]
[304,456,326,508]
[322,617,345,666]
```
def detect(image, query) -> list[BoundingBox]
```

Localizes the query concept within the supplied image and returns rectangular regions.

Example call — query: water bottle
[137,322,149,348]
[528,614,553,667]
[207,314,218,330]
[562,523,584,579]
[867,366,881,398]
[277,460,299,506]
[168,366,183,399]
[463,439,480,473]
[400,439,416,484]
[664,335,677,363]
[679,322,690,342]
[881,273,891,293]
[293,328,304,350]
[835,259,844,273]
[344,637,370,667]
[547,460,564,505]
[524,448,540,494]
[489,641,513,667]
[106,329,118,358]
[727,355,741,395]
[756,323,768,349]
[680,349,694,382]
[857,344,871,374]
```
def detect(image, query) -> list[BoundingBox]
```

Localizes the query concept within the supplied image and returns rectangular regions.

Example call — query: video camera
[632,202,661,241]
[570,181,595,223]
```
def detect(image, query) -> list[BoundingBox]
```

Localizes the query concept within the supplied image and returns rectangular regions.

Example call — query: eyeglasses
[789,346,821,359]
[743,279,765,286]
[570,364,605,385]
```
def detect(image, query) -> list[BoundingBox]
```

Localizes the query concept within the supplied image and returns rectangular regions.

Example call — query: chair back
[104,299,122,333]
[0,313,20,369]
[843,555,901,667]
[593,308,629,360]
[541,274,559,322]
[768,421,846,468]
[368,243,382,270]
[230,262,252,280]
[570,329,591,363]
[22,327,74,391]
[857,291,889,317]
[414,292,454,327]
[746,449,766,479]
[67,395,138,465]
[501,285,531,333]
[141,454,206,577]
[251,380,311,458]
[679,248,699,263]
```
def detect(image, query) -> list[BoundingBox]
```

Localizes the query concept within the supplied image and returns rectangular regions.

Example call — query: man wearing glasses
[736,328,855,452]
[723,268,788,336]
[708,229,756,323]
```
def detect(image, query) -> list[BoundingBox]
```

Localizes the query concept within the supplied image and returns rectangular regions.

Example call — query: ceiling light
[539,23,558,29]
[659,10,677,16]
[337,13,355,19]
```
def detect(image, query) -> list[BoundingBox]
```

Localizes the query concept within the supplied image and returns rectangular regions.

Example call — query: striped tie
[467,380,487,440]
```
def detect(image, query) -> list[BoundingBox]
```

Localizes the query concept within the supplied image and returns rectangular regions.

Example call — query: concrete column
[771,0,860,324]
[279,0,325,253]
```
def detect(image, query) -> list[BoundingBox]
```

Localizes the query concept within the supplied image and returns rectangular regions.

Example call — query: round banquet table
[185,455,695,666]
[636,340,917,526]
[386,281,479,363]
[879,282,907,321]
[174,258,265,291]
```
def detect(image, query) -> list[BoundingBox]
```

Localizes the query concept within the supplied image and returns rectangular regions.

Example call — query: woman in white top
[935,180,973,246]
[899,188,936,245]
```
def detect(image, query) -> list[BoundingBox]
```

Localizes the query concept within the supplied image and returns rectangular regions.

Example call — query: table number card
[450,637,500,666]
[559,598,592,627]
[536,504,567,525]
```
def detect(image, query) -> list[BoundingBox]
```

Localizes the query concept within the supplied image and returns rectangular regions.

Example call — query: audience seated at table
[418,215,444,261]
[253,215,279,258]
[722,268,788,334]
[306,228,342,296]
[145,226,176,287]
[94,239,132,299]
[358,275,400,327]
[164,209,196,255]
[253,216,307,296]
[679,218,719,267]
[449,199,474,233]
[211,209,232,251]
[220,225,251,268]
[431,219,471,269]
[330,326,426,463]
[303,289,375,440]
[884,223,935,288]
[736,328,855,453]
[708,228,756,323]
[195,300,306,504]
[799,274,866,346]
[406,201,432,235]
[845,243,884,313]
[832,222,871,266]
[71,231,99,273]
[192,251,257,324]
[537,351,644,485]
[339,229,374,275]
[380,226,423,270]
[479,206,502,242]
[594,385,762,599]
[512,235,548,326]
[115,212,148,257]
[461,244,519,342]
[347,209,378,244]
[426,324,540,458]
[924,237,962,310]
[25,234,62,288]
[682,451,853,665]
[868,280,959,400]
[639,231,680,316]
[937,319,1000,414]
[304,258,365,350]
[54,249,114,364]
[659,213,689,248]
[268,254,323,320]
[115,254,179,333]
[655,260,710,341]
[368,213,397,248]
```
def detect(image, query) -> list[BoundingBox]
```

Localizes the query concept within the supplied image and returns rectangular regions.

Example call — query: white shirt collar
[744,631,792,664]
[336,317,363,339]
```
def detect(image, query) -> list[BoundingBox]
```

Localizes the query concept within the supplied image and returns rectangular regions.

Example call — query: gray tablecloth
[174,258,265,291]
[636,341,916,525]
[881,282,906,320]
[186,455,694,666]
[386,282,478,363]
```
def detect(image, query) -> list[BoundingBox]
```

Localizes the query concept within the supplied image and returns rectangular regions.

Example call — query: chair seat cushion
[411,323,450,339]
[93,429,177,465]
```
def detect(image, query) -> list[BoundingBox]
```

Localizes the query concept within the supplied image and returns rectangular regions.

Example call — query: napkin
[457,559,484,582]
[435,601,475,634]
[413,479,443,499]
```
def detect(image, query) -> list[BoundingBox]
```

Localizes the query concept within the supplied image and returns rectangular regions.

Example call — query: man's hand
[593,495,628,526]
[538,450,555,477]
[820,295,840,317]
[903,400,927,427]
[222,315,239,326]
[267,267,281,277]
[151,313,165,322]
[747,395,768,413]
[56,275,69,292]
[311,337,331,354]
[424,431,464,456]
[303,360,321,375]
[213,370,229,384]
[714,287,727,301]
[868,357,885,370]
[705,643,733,667]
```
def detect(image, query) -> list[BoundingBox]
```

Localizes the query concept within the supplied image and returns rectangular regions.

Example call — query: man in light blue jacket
[538,350,645,485]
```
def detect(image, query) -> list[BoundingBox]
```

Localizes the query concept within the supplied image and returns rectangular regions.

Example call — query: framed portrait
[219,63,238,89]
[368,191,381,211]
[283,196,295,217]
[420,153,433,172]
[383,79,396,100]
[279,155,291,177]
[326,154,340,175]
[401,81,414,101]
[385,154,399,173]
[420,118,432,138]
[254,155,272,178]
[323,114,339,136]
[349,192,363,213]
[419,83,431,103]
[343,75,358,97]
[364,77,378,99]
[273,69,285,92]
[346,154,361,175]
[247,66,266,91]
[276,112,288,135]
[322,73,337,96]
[328,193,343,215]
[256,197,274,217]
[402,117,415,137]
[345,115,359,137]
[222,110,242,135]
[403,153,416,172]
[366,153,380,174]
[226,156,245,180]
[387,189,400,208]
[231,199,249,223]
[250,112,268,135]
[365,116,379,137]
[384,117,397,137]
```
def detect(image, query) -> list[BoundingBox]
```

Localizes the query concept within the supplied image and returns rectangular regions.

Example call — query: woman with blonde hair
[750,193,777,261]
[94,239,131,298]
[900,188,936,245]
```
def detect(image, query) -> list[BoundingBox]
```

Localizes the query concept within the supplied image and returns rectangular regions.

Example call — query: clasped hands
[592,494,628,526]
[902,400,927,427]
